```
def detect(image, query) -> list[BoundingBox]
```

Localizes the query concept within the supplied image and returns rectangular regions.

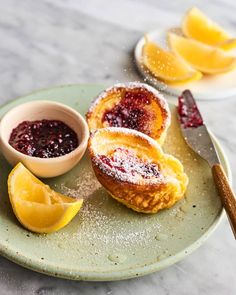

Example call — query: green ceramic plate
[0,84,231,281]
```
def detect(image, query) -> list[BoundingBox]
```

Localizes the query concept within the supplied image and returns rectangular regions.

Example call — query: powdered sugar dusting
[90,127,166,185]
[56,169,101,199]
[92,148,164,185]
[53,199,163,251]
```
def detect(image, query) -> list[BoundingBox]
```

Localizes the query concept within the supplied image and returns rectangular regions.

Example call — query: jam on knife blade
[178,90,203,128]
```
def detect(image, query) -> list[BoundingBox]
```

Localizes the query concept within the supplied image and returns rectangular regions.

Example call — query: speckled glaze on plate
[0,84,231,281]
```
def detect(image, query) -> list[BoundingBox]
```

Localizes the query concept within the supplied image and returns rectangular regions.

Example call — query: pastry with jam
[86,82,171,145]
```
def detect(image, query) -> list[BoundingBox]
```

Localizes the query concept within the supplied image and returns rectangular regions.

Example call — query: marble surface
[0,0,235,294]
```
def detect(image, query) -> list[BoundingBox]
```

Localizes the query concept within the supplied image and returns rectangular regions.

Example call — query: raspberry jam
[98,148,160,179]
[178,90,203,128]
[102,89,152,133]
[9,120,79,158]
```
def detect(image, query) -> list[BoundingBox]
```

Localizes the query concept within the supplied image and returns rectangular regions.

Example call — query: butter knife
[178,90,236,238]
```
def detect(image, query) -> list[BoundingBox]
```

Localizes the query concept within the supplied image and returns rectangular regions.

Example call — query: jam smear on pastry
[98,148,161,179]
[86,82,171,145]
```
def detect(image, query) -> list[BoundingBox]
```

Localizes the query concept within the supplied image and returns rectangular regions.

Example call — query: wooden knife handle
[212,164,236,239]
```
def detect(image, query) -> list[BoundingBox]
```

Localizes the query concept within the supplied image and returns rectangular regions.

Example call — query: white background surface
[0,0,235,294]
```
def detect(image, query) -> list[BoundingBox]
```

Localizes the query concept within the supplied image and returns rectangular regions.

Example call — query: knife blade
[178,90,236,239]
[178,90,220,167]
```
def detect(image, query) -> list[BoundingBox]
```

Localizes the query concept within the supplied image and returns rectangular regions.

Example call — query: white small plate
[134,29,236,100]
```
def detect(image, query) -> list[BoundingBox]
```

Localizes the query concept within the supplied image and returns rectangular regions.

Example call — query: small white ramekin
[0,100,89,178]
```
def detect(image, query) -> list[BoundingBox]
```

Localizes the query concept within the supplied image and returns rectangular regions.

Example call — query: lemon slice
[142,38,202,85]
[8,163,83,233]
[182,7,236,51]
[220,39,236,51]
[168,32,236,74]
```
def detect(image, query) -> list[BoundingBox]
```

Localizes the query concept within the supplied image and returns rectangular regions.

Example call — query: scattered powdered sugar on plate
[50,164,163,251]
[76,201,162,247]
[57,169,101,199]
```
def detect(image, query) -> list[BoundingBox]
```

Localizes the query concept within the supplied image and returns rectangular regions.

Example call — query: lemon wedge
[168,32,236,74]
[182,7,236,51]
[142,38,202,85]
[8,163,83,234]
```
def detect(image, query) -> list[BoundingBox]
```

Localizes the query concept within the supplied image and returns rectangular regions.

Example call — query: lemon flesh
[8,163,83,233]
[182,7,236,51]
[142,39,202,85]
[168,32,236,74]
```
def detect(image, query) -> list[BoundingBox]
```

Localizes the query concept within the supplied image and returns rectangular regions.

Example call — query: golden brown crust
[86,82,171,145]
[88,127,188,214]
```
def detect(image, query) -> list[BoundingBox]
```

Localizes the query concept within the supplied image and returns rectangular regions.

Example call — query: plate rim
[0,84,232,281]
[134,28,236,100]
